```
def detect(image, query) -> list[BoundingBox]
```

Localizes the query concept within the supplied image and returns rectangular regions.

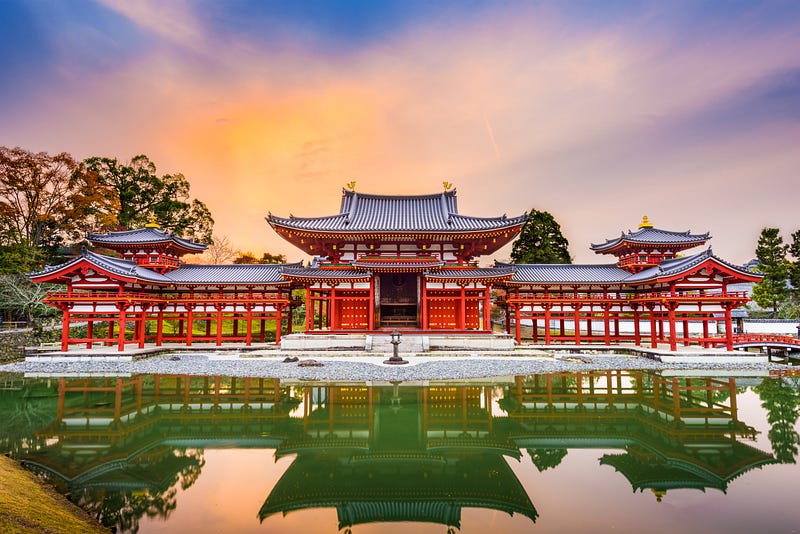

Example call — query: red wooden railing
[707,333,800,348]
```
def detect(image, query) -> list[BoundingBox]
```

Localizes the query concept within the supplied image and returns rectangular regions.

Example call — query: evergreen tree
[788,230,800,305]
[511,209,571,264]
[751,228,789,317]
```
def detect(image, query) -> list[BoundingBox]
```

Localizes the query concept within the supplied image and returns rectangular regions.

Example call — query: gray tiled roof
[503,249,759,286]
[425,267,514,281]
[352,258,444,270]
[30,249,300,286]
[281,267,373,281]
[29,249,170,283]
[623,249,757,283]
[591,227,709,252]
[500,262,630,284]
[267,189,527,233]
[88,227,207,252]
[165,263,299,285]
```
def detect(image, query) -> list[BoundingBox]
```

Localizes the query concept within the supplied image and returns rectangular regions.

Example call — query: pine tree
[510,209,571,264]
[751,228,789,317]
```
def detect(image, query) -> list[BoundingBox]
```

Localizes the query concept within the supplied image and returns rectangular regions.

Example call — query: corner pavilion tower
[267,188,527,332]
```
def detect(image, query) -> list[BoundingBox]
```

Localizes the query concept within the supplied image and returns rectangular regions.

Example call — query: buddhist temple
[28,187,762,352]
[268,188,527,331]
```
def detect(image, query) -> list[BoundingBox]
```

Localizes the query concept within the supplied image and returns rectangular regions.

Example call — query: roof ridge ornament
[443,180,453,191]
[145,216,161,229]
[346,180,356,191]
[638,215,653,229]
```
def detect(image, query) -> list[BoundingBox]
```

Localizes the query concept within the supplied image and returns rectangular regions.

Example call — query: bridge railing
[708,333,800,348]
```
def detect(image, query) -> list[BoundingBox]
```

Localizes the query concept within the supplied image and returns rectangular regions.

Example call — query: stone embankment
[0,328,60,363]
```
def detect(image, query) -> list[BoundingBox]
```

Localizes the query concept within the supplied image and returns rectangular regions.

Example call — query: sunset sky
[2,1,799,264]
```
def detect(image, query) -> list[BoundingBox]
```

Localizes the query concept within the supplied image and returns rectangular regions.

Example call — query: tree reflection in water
[71,448,205,533]
[756,377,800,463]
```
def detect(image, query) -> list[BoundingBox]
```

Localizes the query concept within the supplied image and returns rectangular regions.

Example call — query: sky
[1,0,799,265]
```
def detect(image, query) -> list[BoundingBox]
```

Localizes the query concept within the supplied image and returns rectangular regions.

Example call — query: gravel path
[2,352,793,381]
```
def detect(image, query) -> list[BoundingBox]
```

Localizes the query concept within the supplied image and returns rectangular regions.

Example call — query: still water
[0,370,799,533]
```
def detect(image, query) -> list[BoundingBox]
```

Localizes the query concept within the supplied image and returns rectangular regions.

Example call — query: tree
[233,251,287,264]
[84,155,214,243]
[0,273,59,324]
[0,146,116,257]
[751,228,790,317]
[788,230,800,306]
[194,235,238,264]
[511,209,571,264]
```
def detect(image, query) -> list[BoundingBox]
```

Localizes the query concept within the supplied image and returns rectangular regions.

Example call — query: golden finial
[638,215,653,229]
[443,181,453,191]
[145,216,161,229]
[651,489,666,502]
[345,181,356,191]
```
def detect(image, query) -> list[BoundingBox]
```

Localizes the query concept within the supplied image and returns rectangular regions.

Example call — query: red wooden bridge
[709,333,800,351]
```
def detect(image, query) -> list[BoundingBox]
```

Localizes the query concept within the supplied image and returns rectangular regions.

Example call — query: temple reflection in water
[0,371,777,532]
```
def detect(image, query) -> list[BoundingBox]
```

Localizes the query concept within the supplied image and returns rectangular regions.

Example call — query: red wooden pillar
[648,306,657,349]
[514,305,521,344]
[573,305,581,346]
[305,285,313,332]
[330,284,338,330]
[138,309,146,349]
[702,318,709,348]
[369,278,376,330]
[603,304,611,345]
[245,304,253,346]
[724,305,734,351]
[156,306,165,346]
[61,308,70,352]
[667,303,677,352]
[117,305,127,352]
[275,305,283,345]
[505,302,511,334]
[483,285,491,332]
[86,320,94,349]
[683,318,690,346]
[459,284,467,330]
[632,306,641,346]
[186,305,194,346]
[215,304,223,346]
[544,304,552,345]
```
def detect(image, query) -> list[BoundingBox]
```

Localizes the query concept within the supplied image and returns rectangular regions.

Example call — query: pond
[0,370,798,533]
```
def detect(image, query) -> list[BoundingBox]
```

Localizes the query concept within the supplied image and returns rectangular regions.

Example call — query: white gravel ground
[2,351,793,381]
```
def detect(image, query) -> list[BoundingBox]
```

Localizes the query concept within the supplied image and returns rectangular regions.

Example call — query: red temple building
[267,188,527,332]
[29,188,761,352]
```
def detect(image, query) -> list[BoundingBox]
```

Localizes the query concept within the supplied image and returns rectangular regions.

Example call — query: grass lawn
[0,455,108,533]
